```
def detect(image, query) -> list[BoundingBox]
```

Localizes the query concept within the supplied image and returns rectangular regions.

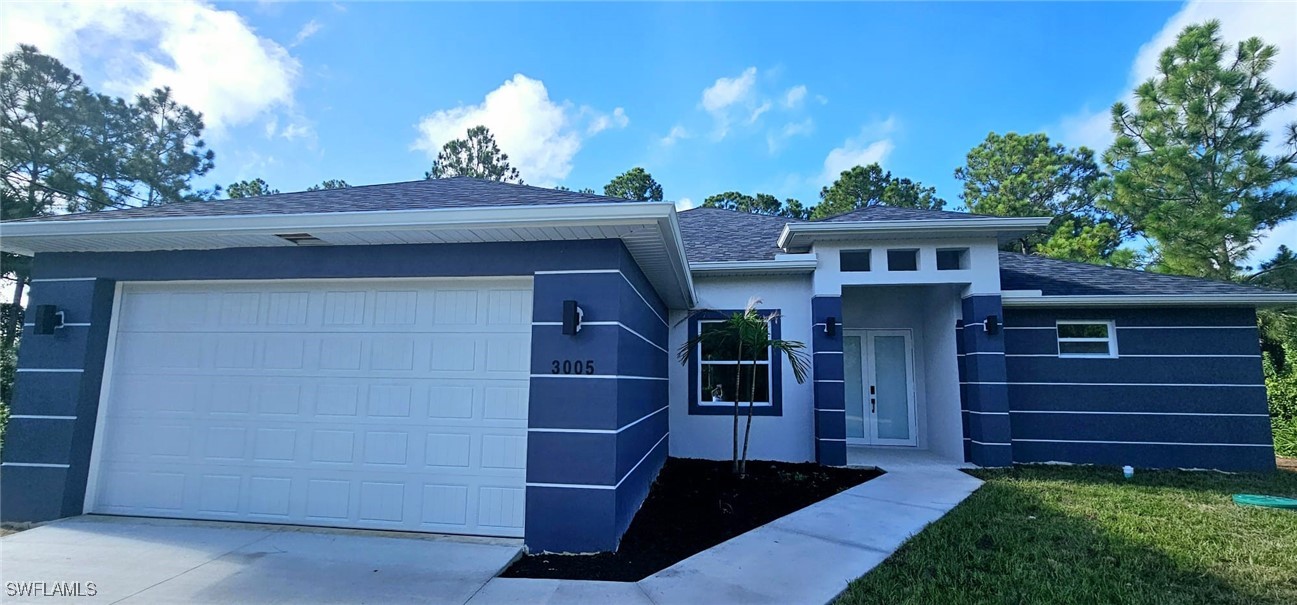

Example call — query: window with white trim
[698,319,772,406]
[1056,321,1117,357]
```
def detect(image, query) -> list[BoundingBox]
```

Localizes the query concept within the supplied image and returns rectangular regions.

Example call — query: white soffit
[0,203,697,307]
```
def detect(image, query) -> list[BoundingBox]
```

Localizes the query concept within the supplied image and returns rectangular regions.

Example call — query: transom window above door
[1056,320,1118,357]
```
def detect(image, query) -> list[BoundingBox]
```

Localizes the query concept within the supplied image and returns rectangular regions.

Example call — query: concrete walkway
[1,463,979,604]
[471,461,983,605]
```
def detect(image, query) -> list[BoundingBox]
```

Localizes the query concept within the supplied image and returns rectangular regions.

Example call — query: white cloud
[586,107,629,135]
[747,101,772,125]
[701,67,757,113]
[767,118,815,153]
[782,85,807,109]
[412,74,625,186]
[1054,1,1296,152]
[660,125,690,147]
[820,118,897,183]
[290,19,322,48]
[0,1,303,136]
[674,197,696,212]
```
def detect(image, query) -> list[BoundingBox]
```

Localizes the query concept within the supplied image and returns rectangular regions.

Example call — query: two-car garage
[85,278,533,538]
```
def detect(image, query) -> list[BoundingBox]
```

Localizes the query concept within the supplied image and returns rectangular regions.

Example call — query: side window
[1056,321,1117,358]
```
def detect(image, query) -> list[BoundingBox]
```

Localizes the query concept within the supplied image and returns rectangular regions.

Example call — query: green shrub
[0,340,14,454]
[1267,371,1297,421]
[1273,417,1297,458]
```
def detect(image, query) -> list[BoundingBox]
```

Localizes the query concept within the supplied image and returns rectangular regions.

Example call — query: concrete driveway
[0,516,522,604]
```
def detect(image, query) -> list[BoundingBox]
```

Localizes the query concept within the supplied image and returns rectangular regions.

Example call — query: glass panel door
[844,334,865,440]
[866,330,917,446]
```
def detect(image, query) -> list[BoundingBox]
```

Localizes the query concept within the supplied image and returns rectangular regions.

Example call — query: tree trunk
[731,341,743,475]
[2,272,28,350]
[2,275,27,350]
[739,358,759,477]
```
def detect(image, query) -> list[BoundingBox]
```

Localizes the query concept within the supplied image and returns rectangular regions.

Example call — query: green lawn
[837,464,1297,605]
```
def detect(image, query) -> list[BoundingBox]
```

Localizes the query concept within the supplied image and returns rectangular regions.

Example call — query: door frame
[844,328,919,447]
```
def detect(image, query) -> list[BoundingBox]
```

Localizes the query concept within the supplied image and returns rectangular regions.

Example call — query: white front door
[87,278,532,538]
[844,329,918,447]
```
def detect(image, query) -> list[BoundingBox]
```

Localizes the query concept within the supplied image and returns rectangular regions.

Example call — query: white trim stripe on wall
[526,432,670,490]
[530,374,669,381]
[532,320,668,354]
[16,368,83,373]
[30,277,97,283]
[528,406,668,434]
[1,462,71,468]
[1013,438,1271,447]
[1011,410,1268,417]
[10,415,77,420]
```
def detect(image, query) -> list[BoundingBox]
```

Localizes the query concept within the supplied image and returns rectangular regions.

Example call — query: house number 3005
[551,359,596,375]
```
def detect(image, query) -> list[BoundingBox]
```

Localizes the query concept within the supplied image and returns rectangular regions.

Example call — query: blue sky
[3,1,1295,258]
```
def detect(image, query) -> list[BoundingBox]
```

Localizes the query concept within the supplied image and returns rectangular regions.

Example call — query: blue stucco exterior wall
[525,249,670,553]
[957,295,1013,466]
[811,296,846,466]
[1,239,671,553]
[1002,307,1274,471]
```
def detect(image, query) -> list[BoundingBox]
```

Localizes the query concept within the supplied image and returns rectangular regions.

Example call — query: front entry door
[844,329,918,446]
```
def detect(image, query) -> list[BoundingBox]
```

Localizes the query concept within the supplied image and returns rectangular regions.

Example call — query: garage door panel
[94,279,531,538]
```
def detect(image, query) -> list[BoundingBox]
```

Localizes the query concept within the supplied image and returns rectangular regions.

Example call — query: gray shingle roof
[14,177,627,222]
[816,206,1001,222]
[678,207,790,262]
[998,252,1280,297]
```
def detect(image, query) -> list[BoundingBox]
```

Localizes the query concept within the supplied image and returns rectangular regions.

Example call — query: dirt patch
[502,457,881,582]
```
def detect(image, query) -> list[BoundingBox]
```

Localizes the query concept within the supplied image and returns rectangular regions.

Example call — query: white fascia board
[0,202,673,244]
[777,217,1052,251]
[661,209,698,306]
[690,258,819,275]
[1000,294,1297,308]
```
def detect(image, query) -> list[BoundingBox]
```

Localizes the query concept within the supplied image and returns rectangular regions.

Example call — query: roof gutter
[1001,294,1297,308]
[690,258,819,275]
[777,216,1052,251]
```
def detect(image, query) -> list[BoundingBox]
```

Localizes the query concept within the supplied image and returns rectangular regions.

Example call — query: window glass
[698,319,772,404]
[1058,323,1109,339]
[840,250,871,272]
[887,249,919,271]
[1056,321,1116,357]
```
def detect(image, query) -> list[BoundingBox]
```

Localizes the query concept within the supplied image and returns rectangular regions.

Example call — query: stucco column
[958,294,1012,466]
[811,296,846,465]
[1,277,115,522]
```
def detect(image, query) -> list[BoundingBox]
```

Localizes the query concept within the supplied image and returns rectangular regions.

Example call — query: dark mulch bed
[502,457,882,582]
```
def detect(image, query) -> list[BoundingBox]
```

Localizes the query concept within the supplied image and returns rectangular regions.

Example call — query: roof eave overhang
[1000,294,1297,308]
[689,259,818,276]
[1,202,698,307]
[777,217,1053,252]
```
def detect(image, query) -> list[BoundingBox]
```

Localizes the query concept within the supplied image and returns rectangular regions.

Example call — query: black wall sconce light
[33,304,66,335]
[984,314,1000,335]
[562,300,584,335]
[824,316,837,337]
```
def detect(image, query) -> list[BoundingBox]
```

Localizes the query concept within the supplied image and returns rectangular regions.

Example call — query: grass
[836,464,1297,605]
[1273,417,1297,457]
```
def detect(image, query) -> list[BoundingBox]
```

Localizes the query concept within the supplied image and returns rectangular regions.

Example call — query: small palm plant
[678,298,811,477]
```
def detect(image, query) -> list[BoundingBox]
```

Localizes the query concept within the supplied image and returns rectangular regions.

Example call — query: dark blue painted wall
[811,296,846,466]
[1002,307,1274,471]
[957,295,1013,466]
[524,244,669,552]
[2,239,672,553]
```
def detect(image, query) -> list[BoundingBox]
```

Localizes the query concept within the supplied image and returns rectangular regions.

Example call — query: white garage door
[88,278,532,538]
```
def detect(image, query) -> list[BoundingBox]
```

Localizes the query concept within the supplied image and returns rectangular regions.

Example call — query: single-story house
[2,178,1293,553]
